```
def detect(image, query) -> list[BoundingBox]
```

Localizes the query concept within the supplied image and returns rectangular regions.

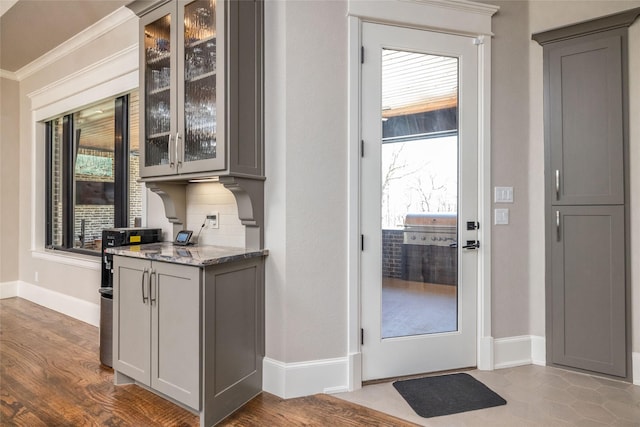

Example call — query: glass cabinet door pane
[183,0,217,163]
[144,14,172,167]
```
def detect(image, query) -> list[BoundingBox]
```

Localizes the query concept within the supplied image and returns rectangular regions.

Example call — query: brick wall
[50,145,143,250]
[382,229,403,278]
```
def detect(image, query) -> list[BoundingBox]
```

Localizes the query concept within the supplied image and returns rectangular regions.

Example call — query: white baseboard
[0,281,19,299]
[633,352,640,386]
[531,335,546,366]
[263,356,349,399]
[477,335,494,370]
[494,335,545,369]
[0,281,100,327]
[347,352,362,391]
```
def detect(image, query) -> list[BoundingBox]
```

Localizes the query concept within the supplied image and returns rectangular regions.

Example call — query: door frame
[346,0,499,390]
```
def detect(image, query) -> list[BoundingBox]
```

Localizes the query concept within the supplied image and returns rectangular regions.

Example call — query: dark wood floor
[0,297,417,426]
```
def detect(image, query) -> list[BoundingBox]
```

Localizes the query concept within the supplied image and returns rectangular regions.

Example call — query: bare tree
[381,144,427,227]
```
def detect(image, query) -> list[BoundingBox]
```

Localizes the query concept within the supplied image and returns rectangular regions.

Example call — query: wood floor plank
[1,297,416,426]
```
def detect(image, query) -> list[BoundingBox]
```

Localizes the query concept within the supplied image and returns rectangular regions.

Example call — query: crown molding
[348,0,499,37]
[400,0,499,17]
[0,69,18,81]
[28,44,138,115]
[532,6,640,45]
[14,6,136,82]
[0,0,19,17]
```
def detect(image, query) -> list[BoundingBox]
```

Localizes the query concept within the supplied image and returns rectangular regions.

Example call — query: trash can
[99,287,113,367]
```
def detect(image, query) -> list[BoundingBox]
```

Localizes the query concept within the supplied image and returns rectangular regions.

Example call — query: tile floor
[335,365,640,426]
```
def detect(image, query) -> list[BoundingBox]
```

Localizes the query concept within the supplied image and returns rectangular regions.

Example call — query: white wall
[0,77,20,283]
[3,0,639,396]
[485,0,532,339]
[14,10,139,305]
[264,0,349,364]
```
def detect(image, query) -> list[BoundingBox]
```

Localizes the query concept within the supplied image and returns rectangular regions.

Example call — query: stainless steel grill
[403,213,457,247]
[402,213,458,285]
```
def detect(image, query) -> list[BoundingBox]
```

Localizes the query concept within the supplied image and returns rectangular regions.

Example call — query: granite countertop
[106,242,268,267]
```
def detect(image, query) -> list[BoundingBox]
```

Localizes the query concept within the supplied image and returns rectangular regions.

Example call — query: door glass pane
[144,14,172,167]
[73,100,116,252]
[381,49,459,338]
[184,0,217,162]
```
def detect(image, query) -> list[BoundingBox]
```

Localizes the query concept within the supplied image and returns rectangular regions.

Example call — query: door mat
[392,373,506,418]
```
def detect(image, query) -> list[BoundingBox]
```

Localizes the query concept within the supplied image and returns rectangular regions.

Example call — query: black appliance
[99,227,161,367]
[101,227,162,288]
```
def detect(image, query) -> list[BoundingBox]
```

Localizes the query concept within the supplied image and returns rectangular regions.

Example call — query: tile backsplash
[185,182,245,247]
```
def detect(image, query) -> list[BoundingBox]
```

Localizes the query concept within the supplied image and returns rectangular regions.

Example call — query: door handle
[555,170,560,200]
[168,134,175,168]
[556,211,561,241]
[175,132,182,169]
[141,268,149,303]
[150,269,157,305]
[462,240,480,250]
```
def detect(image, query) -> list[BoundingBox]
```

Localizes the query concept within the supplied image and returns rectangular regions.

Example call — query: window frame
[45,94,132,256]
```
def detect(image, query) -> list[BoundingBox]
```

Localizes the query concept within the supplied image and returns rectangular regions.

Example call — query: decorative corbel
[219,176,264,250]
[146,182,188,238]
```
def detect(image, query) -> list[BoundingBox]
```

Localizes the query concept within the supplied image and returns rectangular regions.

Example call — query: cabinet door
[177,0,225,174]
[548,33,624,205]
[140,3,179,178]
[113,257,152,383]
[150,261,201,409]
[550,205,626,377]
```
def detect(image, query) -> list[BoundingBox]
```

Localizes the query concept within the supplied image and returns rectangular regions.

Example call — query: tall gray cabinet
[533,8,640,380]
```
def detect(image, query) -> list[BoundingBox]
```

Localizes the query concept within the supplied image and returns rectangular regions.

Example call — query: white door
[361,23,479,381]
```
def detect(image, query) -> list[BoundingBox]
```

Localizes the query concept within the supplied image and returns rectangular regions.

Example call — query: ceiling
[0,0,130,73]
[382,49,458,118]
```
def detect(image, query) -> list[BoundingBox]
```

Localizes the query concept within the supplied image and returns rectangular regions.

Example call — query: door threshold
[363,366,476,386]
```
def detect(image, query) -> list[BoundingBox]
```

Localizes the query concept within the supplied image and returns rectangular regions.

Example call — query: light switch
[495,208,509,225]
[207,212,219,229]
[495,186,513,203]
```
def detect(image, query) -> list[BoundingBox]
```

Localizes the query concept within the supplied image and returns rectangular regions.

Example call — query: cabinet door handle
[141,268,149,303]
[176,132,182,168]
[556,210,561,241]
[150,269,157,305]
[555,170,560,200]
[168,134,175,168]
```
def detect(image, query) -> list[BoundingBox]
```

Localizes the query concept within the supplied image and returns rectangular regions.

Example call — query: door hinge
[360,234,364,251]
[361,46,364,64]
[361,328,364,345]
[361,140,364,157]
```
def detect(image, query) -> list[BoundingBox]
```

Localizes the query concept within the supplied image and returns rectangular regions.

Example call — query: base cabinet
[550,206,626,377]
[113,255,264,426]
[113,257,201,408]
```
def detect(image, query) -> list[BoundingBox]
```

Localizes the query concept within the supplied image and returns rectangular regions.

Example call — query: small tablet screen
[174,230,192,245]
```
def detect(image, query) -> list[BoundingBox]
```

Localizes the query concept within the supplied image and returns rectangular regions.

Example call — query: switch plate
[495,186,513,203]
[495,208,509,225]
[206,212,219,229]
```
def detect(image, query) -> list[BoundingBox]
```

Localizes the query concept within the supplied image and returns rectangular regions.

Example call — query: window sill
[31,249,101,271]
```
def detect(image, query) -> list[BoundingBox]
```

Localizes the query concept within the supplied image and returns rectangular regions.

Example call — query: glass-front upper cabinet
[139,0,224,178]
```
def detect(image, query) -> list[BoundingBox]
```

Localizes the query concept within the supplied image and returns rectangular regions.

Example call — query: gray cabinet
[548,34,624,206]
[112,254,265,426]
[133,0,264,180]
[534,8,639,381]
[113,256,200,409]
[550,206,626,377]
